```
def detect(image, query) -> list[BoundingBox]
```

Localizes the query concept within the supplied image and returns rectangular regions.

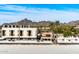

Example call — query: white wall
[2,27,37,39]
[57,36,79,43]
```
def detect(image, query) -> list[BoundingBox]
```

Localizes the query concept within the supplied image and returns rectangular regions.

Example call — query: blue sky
[0,4,79,24]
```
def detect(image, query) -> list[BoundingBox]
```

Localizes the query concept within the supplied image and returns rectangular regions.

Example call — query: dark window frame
[2,30,6,36]
[19,30,23,36]
[5,25,8,27]
[10,30,14,36]
[27,30,32,36]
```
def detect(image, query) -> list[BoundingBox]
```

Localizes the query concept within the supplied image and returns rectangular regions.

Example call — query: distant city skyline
[0,4,79,24]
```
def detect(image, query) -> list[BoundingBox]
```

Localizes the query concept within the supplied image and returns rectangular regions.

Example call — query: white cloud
[0,5,79,25]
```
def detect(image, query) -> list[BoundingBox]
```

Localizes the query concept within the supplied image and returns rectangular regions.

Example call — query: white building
[56,36,79,44]
[1,25,38,40]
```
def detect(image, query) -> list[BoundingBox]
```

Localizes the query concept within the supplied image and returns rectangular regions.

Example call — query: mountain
[68,20,79,26]
[3,18,79,26]
[38,21,51,26]
[3,18,51,26]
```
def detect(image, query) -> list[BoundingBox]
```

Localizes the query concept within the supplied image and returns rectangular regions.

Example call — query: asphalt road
[0,44,79,54]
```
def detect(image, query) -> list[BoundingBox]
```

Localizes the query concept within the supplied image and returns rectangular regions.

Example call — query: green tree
[49,21,79,37]
[55,21,60,25]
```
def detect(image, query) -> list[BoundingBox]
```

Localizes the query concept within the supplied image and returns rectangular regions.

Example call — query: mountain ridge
[2,18,79,26]
[3,18,51,26]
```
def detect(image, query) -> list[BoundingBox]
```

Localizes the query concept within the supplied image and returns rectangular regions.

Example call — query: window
[2,30,6,36]
[46,34,51,37]
[9,25,11,28]
[0,31,1,37]
[48,39,50,41]
[55,36,57,38]
[13,25,15,28]
[68,39,71,41]
[10,30,14,36]
[27,30,32,36]
[75,39,77,41]
[62,39,64,41]
[44,39,47,41]
[21,25,24,28]
[19,30,23,36]
[5,25,7,27]
[24,25,26,28]
[16,25,19,28]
